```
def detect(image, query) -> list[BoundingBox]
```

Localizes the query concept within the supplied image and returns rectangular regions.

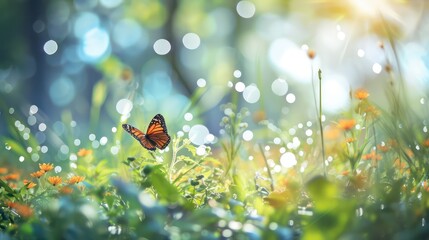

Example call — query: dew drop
[9,108,14,114]
[5,144,11,150]
[19,156,25,162]
[112,127,117,133]
[74,139,81,146]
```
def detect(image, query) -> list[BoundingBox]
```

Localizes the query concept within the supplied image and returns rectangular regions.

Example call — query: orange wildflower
[377,144,390,152]
[342,170,350,176]
[307,49,316,59]
[30,170,45,179]
[338,119,356,131]
[345,137,355,143]
[77,148,93,157]
[422,139,429,148]
[48,176,62,186]
[68,176,85,184]
[354,89,369,100]
[3,173,20,181]
[23,179,37,189]
[12,203,33,218]
[362,151,382,161]
[0,167,8,174]
[39,163,54,172]
[60,186,73,195]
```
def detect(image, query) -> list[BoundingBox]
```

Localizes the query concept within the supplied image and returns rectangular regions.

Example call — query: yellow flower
[68,176,85,184]
[23,179,37,189]
[30,170,45,179]
[39,163,54,172]
[48,176,62,186]
[354,89,369,100]
[77,148,93,157]
[338,119,356,131]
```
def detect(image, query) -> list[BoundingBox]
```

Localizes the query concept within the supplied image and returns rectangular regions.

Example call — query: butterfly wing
[145,114,171,150]
[122,124,156,151]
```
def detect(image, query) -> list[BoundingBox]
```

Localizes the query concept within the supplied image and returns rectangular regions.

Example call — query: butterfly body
[122,114,171,151]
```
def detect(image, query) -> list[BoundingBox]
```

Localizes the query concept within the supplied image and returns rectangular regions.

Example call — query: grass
[1,46,429,240]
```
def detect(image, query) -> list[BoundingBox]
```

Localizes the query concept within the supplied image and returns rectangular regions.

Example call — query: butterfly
[122,114,171,151]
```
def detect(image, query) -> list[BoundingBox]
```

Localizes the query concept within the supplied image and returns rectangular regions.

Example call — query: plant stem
[258,144,274,191]
[318,69,327,177]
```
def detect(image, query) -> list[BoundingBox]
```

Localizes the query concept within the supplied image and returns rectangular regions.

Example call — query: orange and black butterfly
[122,114,171,151]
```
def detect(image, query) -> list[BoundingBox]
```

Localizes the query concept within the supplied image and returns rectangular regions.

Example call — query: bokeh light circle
[243,84,260,103]
[189,124,210,146]
[242,130,253,141]
[286,93,296,103]
[271,78,289,96]
[116,99,133,115]
[44,40,58,55]
[235,82,245,92]
[236,1,256,18]
[153,39,171,55]
[183,33,201,50]
[49,77,76,106]
[280,152,297,168]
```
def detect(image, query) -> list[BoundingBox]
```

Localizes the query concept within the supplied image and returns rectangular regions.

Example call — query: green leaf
[306,176,338,211]
[92,81,107,107]
[1,137,29,158]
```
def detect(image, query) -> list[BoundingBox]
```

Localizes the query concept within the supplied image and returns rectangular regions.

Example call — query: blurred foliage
[1,0,429,239]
